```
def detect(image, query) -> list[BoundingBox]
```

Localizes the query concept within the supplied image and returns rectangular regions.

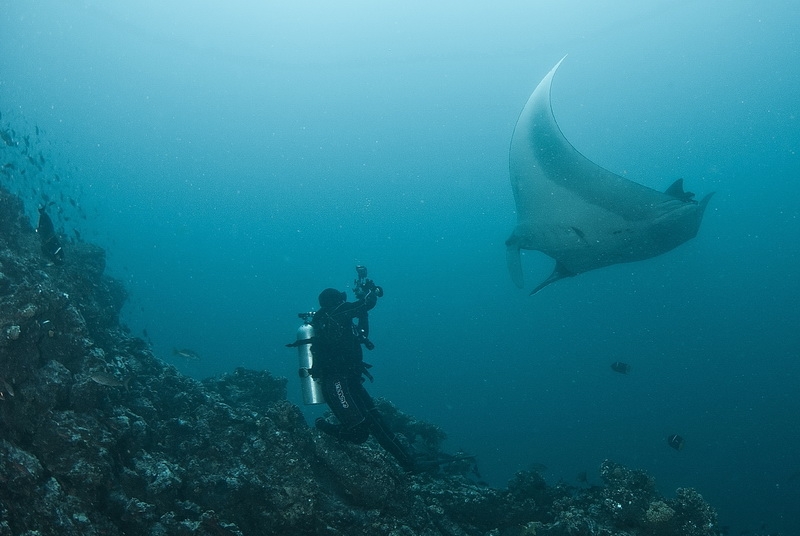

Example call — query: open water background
[2,1,799,533]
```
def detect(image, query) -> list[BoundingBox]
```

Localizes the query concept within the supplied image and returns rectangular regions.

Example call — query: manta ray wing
[506,57,713,294]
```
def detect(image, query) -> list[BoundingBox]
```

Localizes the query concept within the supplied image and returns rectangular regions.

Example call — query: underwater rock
[0,271,10,295]
[600,458,657,525]
[0,185,31,250]
[0,439,44,495]
[0,183,722,536]
[668,488,718,536]
[646,499,676,524]
[202,366,287,413]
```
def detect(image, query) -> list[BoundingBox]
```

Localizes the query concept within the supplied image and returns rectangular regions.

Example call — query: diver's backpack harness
[309,306,355,376]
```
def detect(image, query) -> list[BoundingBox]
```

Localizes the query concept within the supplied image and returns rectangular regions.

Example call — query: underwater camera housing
[353,265,383,300]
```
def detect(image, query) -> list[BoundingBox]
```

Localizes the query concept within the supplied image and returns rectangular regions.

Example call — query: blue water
[2,1,798,533]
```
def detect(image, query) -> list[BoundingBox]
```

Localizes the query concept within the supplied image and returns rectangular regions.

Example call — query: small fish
[610,361,631,374]
[1,378,14,396]
[576,470,588,483]
[667,434,684,451]
[0,128,14,147]
[0,377,15,400]
[90,372,132,390]
[173,347,200,360]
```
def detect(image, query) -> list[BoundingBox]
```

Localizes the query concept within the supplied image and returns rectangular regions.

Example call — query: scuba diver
[310,266,418,472]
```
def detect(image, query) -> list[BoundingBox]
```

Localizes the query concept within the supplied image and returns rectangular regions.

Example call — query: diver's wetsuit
[311,291,415,472]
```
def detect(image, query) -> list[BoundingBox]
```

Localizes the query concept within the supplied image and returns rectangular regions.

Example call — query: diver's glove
[365,279,384,298]
[355,278,384,299]
[372,282,384,298]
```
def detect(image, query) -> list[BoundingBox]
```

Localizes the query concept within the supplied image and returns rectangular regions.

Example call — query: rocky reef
[0,182,722,535]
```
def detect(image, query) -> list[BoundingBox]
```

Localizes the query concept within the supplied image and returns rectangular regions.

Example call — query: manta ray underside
[506,57,714,295]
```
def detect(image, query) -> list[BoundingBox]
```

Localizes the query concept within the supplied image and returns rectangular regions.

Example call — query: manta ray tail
[530,262,575,296]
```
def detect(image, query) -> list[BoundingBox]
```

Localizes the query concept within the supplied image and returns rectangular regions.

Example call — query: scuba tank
[294,312,324,405]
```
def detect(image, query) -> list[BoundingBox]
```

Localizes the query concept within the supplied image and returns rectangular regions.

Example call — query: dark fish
[667,434,684,451]
[36,205,64,263]
[0,128,14,147]
[576,470,588,483]
[173,347,200,360]
[610,361,631,374]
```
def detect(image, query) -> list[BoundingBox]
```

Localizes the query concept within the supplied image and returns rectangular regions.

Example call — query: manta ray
[506,57,714,295]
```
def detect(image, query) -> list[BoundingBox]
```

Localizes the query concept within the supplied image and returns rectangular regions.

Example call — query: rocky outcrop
[0,183,721,535]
